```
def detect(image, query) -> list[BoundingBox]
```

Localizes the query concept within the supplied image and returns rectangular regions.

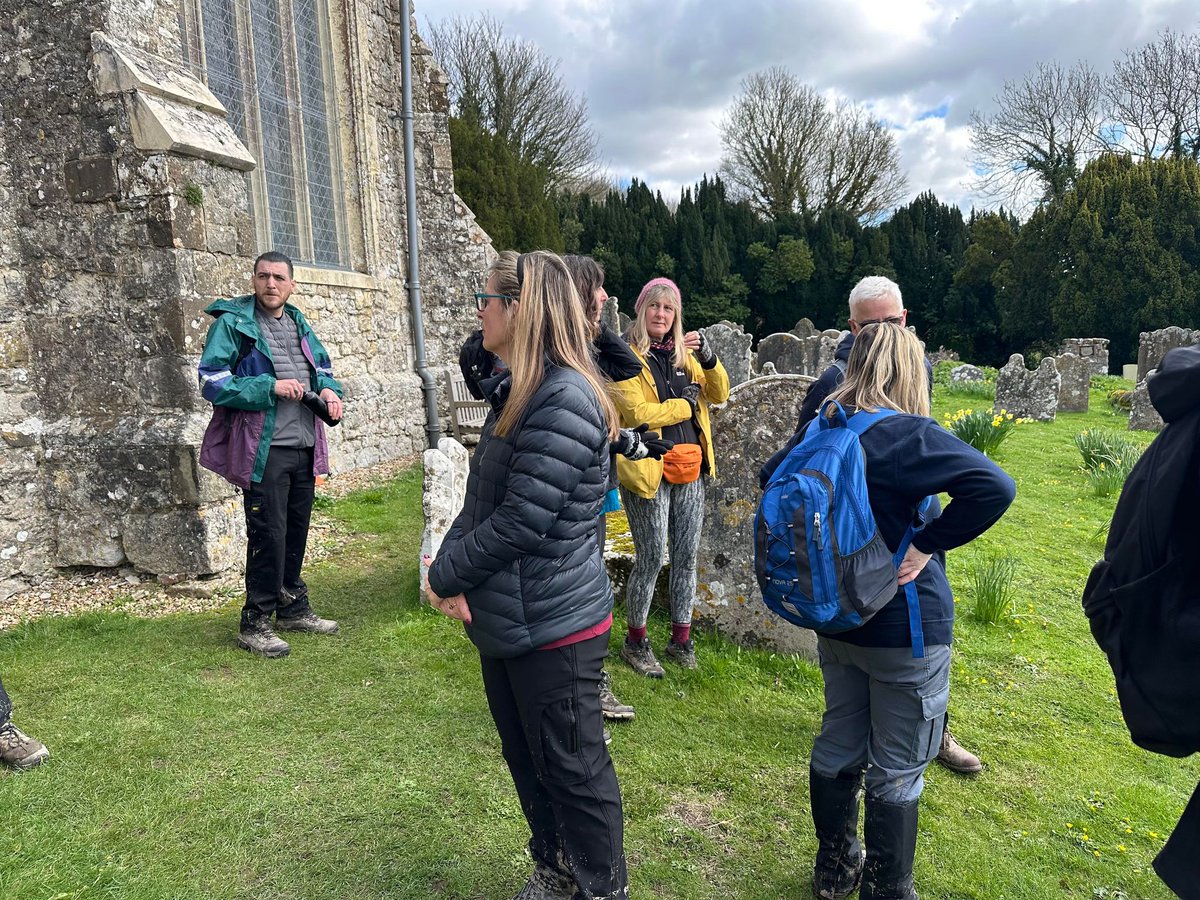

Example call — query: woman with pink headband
[610,278,730,675]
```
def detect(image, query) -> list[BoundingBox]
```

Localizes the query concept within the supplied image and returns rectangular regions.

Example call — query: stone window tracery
[181,0,351,269]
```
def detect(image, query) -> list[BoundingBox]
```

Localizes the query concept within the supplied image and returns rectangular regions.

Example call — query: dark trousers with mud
[242,446,315,627]
[480,630,628,899]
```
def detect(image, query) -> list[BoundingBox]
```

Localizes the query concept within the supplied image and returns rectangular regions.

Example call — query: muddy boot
[620,637,663,678]
[599,670,635,721]
[860,796,919,900]
[0,721,49,770]
[237,618,291,658]
[276,610,339,634]
[810,766,864,899]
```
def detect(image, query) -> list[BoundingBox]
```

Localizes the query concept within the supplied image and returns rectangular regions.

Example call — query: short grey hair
[848,276,903,313]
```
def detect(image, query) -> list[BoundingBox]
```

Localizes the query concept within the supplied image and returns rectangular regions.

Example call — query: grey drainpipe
[400,0,442,449]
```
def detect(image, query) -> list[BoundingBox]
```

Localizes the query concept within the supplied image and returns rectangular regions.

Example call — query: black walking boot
[860,796,920,900]
[810,766,864,899]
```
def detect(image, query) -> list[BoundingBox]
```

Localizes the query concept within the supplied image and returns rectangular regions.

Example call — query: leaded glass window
[182,0,351,269]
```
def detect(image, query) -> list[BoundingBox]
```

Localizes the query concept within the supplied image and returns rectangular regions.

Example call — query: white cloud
[419,0,1200,214]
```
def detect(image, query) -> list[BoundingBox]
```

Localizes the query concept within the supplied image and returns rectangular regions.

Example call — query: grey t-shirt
[256,306,315,449]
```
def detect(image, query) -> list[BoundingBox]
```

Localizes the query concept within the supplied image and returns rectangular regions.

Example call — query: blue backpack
[755,402,933,658]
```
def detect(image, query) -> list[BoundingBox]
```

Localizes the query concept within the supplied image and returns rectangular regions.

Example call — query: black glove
[615,424,675,461]
[696,331,717,368]
[681,382,702,415]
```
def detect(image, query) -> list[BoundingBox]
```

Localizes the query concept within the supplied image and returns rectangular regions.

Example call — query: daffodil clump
[1074,429,1141,497]
[942,408,1020,457]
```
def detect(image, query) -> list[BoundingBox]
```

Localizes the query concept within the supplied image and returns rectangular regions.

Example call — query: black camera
[302,390,341,427]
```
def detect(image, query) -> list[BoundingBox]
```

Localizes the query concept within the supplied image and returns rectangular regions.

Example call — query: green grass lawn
[1,385,1197,899]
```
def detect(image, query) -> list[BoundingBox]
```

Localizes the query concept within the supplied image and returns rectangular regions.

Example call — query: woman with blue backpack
[759,323,1014,900]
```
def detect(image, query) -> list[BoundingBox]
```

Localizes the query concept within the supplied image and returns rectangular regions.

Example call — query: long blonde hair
[494,251,620,441]
[823,323,930,418]
[626,281,687,368]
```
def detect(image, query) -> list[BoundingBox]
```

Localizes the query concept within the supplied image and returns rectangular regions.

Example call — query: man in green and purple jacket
[199,251,343,658]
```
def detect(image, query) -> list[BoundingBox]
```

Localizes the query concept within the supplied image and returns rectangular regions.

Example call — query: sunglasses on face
[474,293,514,312]
[855,315,905,326]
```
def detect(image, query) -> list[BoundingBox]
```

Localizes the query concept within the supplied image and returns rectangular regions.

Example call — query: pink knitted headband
[634,277,682,314]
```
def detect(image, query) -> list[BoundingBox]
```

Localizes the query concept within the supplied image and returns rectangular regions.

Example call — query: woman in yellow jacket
[611,278,730,676]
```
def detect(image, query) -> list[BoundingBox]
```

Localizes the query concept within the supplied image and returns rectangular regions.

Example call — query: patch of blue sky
[916,103,950,122]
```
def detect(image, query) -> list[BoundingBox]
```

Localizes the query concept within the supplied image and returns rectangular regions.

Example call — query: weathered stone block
[755,333,808,376]
[1060,338,1109,376]
[700,321,753,387]
[995,354,1060,422]
[65,156,120,202]
[1053,353,1090,413]
[694,374,817,659]
[1128,379,1163,432]
[950,364,984,383]
[122,499,244,574]
[420,437,468,589]
[1137,326,1200,382]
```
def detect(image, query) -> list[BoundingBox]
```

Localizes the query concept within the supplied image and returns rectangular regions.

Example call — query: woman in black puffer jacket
[427,250,628,900]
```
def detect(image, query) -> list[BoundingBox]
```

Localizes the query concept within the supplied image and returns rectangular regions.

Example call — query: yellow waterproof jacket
[611,346,730,498]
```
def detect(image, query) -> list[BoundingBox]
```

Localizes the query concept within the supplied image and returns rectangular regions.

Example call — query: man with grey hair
[770,274,985,777]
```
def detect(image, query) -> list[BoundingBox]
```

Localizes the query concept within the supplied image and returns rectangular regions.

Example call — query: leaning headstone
[791,317,818,339]
[950,364,985,383]
[1128,378,1164,432]
[1137,327,1200,382]
[755,332,807,375]
[420,437,469,590]
[1060,338,1109,376]
[695,374,818,659]
[994,354,1060,422]
[700,321,754,387]
[1053,353,1091,413]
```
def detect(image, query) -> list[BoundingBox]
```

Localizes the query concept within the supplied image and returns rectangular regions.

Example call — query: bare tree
[969,61,1106,206]
[820,101,909,220]
[1105,29,1200,160]
[426,14,600,189]
[719,67,906,220]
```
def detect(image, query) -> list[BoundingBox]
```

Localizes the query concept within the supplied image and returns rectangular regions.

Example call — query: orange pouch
[661,443,702,484]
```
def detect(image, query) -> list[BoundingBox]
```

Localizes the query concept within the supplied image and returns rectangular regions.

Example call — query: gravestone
[791,317,818,339]
[817,330,848,374]
[1122,364,1138,382]
[1060,338,1109,376]
[1128,380,1163,432]
[994,354,1061,422]
[694,374,818,659]
[600,297,631,336]
[700,321,754,387]
[420,437,469,590]
[950,364,985,383]
[1137,327,1200,382]
[1053,353,1091,413]
[755,332,808,375]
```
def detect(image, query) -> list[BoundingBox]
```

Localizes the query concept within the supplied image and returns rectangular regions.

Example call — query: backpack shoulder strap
[845,407,898,436]
[233,333,255,373]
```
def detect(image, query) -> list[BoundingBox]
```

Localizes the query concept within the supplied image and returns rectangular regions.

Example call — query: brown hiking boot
[935,727,982,775]
[599,670,635,721]
[663,639,697,669]
[237,619,291,658]
[0,721,50,770]
[275,611,339,634]
[620,637,664,678]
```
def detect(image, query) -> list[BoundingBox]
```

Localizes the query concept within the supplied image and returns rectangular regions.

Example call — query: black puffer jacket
[429,363,613,658]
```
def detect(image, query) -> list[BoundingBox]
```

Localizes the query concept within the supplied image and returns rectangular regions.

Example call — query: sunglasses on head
[473,292,514,312]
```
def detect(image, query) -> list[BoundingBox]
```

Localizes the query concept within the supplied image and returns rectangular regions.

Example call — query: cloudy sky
[417,0,1199,214]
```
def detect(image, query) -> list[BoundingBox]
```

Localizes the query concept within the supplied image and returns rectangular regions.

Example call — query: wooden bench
[445,369,490,442]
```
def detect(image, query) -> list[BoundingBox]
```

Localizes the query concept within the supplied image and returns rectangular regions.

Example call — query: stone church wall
[0,0,490,597]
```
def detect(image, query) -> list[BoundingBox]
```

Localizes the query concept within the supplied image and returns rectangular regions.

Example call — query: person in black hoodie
[1083,343,1200,897]
[770,275,981,777]
[762,323,1014,900]
[427,251,628,900]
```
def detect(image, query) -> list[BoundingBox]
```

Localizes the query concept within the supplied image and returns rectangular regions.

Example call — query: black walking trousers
[0,675,10,725]
[480,629,628,899]
[241,446,315,626]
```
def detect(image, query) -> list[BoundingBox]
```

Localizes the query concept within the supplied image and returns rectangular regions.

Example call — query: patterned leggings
[620,477,706,628]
